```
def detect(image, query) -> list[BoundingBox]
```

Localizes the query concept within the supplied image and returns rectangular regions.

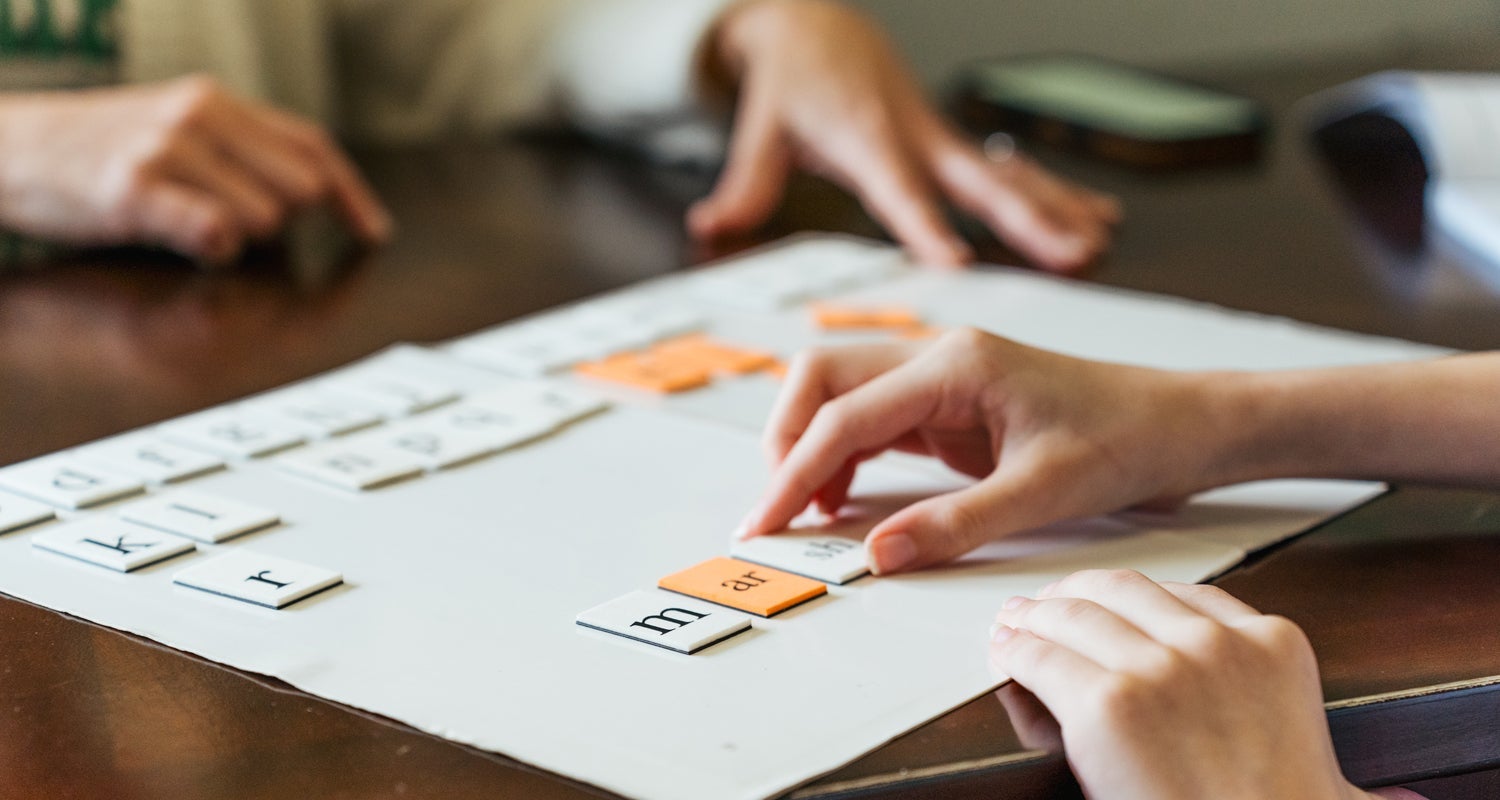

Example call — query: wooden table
[3,50,1499,800]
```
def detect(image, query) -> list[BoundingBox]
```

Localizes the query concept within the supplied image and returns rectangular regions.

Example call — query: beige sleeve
[119,0,338,124]
[330,0,739,160]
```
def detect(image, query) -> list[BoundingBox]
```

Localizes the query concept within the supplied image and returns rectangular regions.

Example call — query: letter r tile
[174,551,343,609]
[576,590,751,654]
[659,557,826,617]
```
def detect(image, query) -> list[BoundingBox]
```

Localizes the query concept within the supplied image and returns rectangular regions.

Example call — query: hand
[989,569,1388,800]
[0,76,391,265]
[690,0,1120,271]
[736,328,1228,573]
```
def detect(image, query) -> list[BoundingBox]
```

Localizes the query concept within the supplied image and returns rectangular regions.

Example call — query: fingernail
[869,533,918,575]
[1059,234,1088,259]
[948,236,974,265]
[1002,595,1027,610]
[1038,581,1059,597]
[374,210,396,240]
[989,623,1015,644]
[734,502,766,540]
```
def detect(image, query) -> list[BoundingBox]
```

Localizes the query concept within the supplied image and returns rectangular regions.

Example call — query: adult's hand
[989,569,1413,800]
[0,75,391,265]
[691,0,1120,270]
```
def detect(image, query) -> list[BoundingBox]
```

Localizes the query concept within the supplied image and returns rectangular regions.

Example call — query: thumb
[865,461,1056,574]
[687,85,791,238]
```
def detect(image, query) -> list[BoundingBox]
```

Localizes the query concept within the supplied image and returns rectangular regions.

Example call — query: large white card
[0,237,1444,799]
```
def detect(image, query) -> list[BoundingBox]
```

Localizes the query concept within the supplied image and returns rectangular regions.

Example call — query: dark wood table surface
[4,43,1500,800]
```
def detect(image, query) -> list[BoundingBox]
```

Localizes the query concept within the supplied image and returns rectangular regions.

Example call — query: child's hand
[991,570,1395,800]
[737,329,1229,573]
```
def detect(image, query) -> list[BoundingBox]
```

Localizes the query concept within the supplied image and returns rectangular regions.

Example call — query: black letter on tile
[630,607,708,635]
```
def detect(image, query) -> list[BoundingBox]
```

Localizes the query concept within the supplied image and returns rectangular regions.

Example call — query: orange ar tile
[650,335,776,375]
[811,303,923,331]
[573,352,711,394]
[659,557,826,617]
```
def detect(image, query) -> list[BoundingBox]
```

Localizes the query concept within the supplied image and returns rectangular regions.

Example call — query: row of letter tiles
[173,551,343,609]
[576,590,753,654]
[155,371,465,462]
[33,518,196,572]
[0,457,145,510]
[451,300,706,377]
[687,249,904,312]
[0,492,56,533]
[576,535,874,655]
[271,385,607,490]
[659,557,827,618]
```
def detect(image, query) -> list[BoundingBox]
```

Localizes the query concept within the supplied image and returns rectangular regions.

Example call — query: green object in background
[970,56,1263,142]
[0,0,119,59]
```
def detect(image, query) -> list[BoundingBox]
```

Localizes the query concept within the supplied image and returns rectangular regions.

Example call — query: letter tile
[731,534,870,585]
[118,490,279,544]
[466,385,609,429]
[275,440,425,491]
[451,329,589,377]
[159,411,306,459]
[77,436,225,485]
[576,590,751,654]
[33,519,195,572]
[0,457,145,510]
[249,390,383,438]
[659,557,826,617]
[327,373,459,416]
[173,551,342,609]
[364,402,554,470]
[0,491,55,534]
[574,353,711,394]
[648,336,776,375]
[811,304,923,331]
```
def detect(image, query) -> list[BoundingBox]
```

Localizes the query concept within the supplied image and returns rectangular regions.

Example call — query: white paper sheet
[0,237,1448,800]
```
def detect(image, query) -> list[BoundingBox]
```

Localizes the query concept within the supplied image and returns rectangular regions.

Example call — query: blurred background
[851,0,1500,84]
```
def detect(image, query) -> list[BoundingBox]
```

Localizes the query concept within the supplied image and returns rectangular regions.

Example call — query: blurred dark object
[1311,110,1430,251]
[953,55,1268,170]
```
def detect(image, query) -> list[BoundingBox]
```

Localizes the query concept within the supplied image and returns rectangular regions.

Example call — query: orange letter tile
[574,352,711,394]
[650,335,776,375]
[659,557,826,617]
[811,304,923,331]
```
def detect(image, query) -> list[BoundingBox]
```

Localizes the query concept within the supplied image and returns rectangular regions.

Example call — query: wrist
[1183,368,1350,488]
[1153,370,1272,493]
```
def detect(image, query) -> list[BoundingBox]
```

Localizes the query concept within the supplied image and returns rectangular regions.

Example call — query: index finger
[764,342,921,464]
[255,105,393,243]
[740,351,944,539]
